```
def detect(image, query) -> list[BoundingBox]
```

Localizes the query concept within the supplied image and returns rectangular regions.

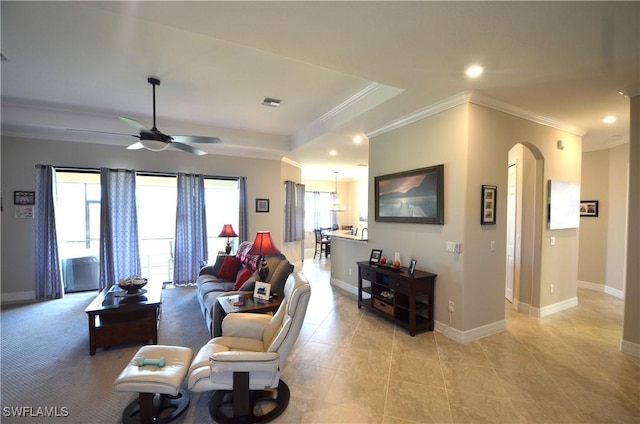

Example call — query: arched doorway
[506,143,544,312]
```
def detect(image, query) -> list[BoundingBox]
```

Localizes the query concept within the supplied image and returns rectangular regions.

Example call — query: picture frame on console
[374,164,444,224]
[408,259,417,275]
[369,249,383,264]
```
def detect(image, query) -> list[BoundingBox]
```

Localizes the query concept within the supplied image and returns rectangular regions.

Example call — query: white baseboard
[577,280,624,299]
[512,298,532,314]
[436,319,506,343]
[1,291,35,304]
[533,297,578,317]
[330,277,358,296]
[620,339,640,357]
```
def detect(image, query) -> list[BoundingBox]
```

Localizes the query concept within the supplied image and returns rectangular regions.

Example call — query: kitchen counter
[324,230,368,242]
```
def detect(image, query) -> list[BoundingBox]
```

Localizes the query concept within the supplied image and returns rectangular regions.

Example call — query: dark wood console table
[357,261,436,336]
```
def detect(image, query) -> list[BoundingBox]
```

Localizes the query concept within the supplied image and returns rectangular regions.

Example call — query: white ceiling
[2,1,639,181]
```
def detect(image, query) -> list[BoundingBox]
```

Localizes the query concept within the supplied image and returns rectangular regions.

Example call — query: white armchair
[188,272,311,423]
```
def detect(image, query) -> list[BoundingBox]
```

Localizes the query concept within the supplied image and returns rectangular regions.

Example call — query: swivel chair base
[209,372,290,424]
[122,390,189,424]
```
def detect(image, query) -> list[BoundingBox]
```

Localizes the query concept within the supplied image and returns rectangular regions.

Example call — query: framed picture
[580,200,599,217]
[14,191,35,205]
[374,164,444,224]
[369,249,383,264]
[408,259,417,275]
[255,198,270,213]
[253,281,271,301]
[481,185,497,225]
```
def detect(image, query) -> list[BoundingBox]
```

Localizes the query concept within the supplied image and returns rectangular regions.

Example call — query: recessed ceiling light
[603,115,617,124]
[465,65,484,78]
[329,150,337,156]
[353,136,363,144]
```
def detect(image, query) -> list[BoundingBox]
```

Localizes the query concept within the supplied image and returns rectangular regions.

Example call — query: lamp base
[225,240,232,255]
[258,257,269,281]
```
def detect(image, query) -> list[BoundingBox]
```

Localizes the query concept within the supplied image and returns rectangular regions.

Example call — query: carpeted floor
[0,284,214,423]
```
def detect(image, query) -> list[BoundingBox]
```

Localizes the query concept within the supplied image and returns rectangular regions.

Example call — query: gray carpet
[1,285,215,423]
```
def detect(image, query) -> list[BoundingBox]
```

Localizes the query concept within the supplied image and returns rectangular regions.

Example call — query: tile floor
[276,255,640,423]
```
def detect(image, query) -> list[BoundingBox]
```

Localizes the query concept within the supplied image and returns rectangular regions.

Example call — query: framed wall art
[255,198,270,213]
[481,185,497,225]
[580,200,599,217]
[14,191,35,205]
[374,164,444,224]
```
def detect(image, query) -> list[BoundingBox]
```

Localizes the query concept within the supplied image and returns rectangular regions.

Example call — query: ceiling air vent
[262,97,281,107]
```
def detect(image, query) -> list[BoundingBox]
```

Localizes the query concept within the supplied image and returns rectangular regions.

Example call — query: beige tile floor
[276,255,640,423]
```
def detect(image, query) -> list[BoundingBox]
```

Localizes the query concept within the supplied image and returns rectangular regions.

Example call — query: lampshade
[247,231,280,256]
[248,231,280,282]
[139,139,169,152]
[218,224,238,238]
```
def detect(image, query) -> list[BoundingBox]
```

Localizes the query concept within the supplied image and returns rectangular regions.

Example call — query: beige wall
[578,149,610,286]
[1,136,301,299]
[331,100,583,337]
[606,144,630,293]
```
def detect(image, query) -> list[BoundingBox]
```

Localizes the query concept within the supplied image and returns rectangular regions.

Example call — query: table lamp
[247,231,280,281]
[218,224,238,255]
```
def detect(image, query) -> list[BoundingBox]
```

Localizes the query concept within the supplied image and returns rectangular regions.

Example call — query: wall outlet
[448,301,455,312]
[550,237,556,246]
[446,242,461,253]
[490,240,496,252]
[348,268,352,276]
[550,283,554,293]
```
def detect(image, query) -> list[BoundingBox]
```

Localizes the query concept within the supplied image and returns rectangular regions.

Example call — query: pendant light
[330,171,345,212]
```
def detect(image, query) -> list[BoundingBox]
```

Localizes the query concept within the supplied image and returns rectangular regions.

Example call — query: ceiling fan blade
[67,128,136,137]
[126,142,145,150]
[171,135,222,144]
[170,141,207,156]
[119,116,148,132]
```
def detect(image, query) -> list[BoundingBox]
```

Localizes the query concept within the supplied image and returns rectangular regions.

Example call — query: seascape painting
[374,165,444,224]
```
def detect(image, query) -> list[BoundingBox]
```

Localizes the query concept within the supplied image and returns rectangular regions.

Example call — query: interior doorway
[505,162,517,303]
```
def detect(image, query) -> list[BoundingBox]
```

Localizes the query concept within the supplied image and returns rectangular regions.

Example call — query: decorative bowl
[117,277,147,294]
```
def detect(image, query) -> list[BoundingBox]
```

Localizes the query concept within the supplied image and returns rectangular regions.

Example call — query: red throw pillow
[217,256,242,281]
[233,267,253,291]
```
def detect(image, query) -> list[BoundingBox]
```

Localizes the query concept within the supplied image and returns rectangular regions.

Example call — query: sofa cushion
[268,260,294,295]
[233,267,253,290]
[217,256,242,281]
[199,252,226,276]
[238,271,259,292]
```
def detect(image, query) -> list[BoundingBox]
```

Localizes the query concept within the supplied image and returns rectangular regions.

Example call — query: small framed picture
[369,249,383,264]
[254,281,271,301]
[256,198,270,213]
[408,259,417,275]
[481,185,497,225]
[580,200,599,217]
[14,191,35,205]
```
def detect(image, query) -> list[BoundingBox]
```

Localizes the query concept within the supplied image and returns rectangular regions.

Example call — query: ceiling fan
[70,77,221,155]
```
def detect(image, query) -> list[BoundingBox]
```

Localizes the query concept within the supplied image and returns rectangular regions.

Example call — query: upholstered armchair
[188,272,311,423]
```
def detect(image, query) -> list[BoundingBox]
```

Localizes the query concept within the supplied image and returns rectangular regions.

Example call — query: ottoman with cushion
[113,345,193,424]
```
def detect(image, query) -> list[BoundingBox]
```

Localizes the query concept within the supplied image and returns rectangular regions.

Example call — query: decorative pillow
[233,267,253,291]
[198,252,226,276]
[217,256,242,281]
[238,271,259,292]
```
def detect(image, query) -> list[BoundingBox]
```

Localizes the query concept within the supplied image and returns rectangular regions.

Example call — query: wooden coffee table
[84,283,162,355]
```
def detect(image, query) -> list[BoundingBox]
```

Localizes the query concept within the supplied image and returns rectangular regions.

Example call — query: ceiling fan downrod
[148,77,160,131]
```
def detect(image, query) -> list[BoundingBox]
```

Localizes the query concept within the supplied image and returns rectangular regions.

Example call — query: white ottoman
[113,345,193,424]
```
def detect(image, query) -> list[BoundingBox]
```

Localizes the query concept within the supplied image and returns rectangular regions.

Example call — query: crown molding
[367,91,586,139]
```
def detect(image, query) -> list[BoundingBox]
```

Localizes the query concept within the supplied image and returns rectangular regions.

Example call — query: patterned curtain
[238,177,248,242]
[284,180,305,242]
[173,173,208,286]
[34,165,64,300]
[99,168,141,289]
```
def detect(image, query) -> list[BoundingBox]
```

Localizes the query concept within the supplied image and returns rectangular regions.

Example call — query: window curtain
[99,168,141,290]
[284,180,305,242]
[238,177,248,242]
[173,173,208,286]
[34,164,64,300]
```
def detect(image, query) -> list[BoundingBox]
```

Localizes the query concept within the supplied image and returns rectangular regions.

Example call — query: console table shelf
[357,261,436,336]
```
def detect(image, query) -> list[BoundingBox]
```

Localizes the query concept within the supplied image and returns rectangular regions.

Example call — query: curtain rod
[37,165,240,181]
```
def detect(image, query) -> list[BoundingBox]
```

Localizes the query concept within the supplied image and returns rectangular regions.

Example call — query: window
[204,178,239,255]
[55,170,240,290]
[304,191,334,231]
